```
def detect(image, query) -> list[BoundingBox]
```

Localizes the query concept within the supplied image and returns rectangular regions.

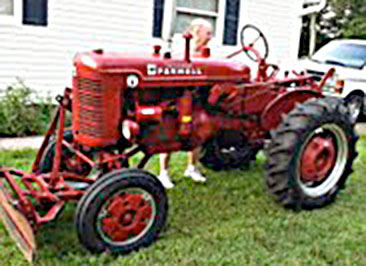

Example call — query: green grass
[1,139,366,265]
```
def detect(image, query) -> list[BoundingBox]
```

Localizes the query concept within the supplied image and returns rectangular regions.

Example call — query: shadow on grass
[34,204,85,260]
[6,143,365,265]
[31,157,268,264]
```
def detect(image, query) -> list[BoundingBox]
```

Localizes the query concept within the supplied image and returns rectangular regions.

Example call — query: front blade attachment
[0,183,36,262]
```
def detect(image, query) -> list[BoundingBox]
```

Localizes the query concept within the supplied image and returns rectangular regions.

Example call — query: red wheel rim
[296,124,349,197]
[97,188,156,245]
[300,135,336,183]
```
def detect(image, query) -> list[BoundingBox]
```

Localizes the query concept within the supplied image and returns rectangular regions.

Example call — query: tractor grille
[77,78,105,138]
[306,69,324,82]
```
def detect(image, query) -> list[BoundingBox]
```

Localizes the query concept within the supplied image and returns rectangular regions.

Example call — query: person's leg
[158,153,174,188]
[160,153,170,171]
[184,148,206,182]
[187,149,196,166]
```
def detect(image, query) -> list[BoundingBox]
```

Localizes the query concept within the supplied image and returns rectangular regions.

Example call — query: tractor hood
[74,49,251,88]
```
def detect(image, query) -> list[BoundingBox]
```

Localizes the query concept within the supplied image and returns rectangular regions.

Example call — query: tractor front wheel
[266,97,358,210]
[75,168,168,254]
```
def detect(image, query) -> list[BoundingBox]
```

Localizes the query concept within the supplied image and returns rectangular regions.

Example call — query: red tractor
[0,25,357,262]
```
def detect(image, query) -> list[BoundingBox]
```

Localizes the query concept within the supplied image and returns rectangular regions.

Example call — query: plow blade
[0,183,36,262]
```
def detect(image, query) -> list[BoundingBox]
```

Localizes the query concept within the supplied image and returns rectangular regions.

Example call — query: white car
[298,39,366,122]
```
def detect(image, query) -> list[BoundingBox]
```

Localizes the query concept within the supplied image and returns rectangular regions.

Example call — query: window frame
[0,0,22,25]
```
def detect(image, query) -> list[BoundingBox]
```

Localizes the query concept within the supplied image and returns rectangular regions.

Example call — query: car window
[312,42,366,69]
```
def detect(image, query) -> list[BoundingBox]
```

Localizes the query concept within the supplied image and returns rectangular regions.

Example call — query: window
[153,0,165,38]
[223,0,240,45]
[174,0,219,34]
[0,0,13,15]
[23,0,48,26]
[0,0,48,26]
[152,0,241,46]
[0,0,21,24]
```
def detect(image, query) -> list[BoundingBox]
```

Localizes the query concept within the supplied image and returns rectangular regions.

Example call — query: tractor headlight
[122,121,131,140]
[121,120,140,141]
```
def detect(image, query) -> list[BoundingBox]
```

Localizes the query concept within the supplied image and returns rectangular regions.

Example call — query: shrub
[0,81,55,137]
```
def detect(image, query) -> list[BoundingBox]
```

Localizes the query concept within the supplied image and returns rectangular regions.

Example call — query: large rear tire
[75,169,168,254]
[266,97,358,210]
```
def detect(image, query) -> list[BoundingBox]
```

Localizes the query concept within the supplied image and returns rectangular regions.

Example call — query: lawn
[1,139,366,265]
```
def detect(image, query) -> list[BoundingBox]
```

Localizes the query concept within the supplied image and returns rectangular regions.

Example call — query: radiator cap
[93,49,104,54]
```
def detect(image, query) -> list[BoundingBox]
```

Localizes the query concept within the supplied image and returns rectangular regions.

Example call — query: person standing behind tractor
[158,18,213,189]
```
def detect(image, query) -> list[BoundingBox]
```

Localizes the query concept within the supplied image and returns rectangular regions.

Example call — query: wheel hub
[100,192,153,242]
[121,211,135,226]
[300,136,336,183]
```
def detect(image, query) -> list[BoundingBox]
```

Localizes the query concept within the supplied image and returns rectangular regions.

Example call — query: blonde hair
[189,18,212,37]
[188,18,213,54]
[190,18,212,30]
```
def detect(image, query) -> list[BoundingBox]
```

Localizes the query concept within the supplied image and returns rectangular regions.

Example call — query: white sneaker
[158,170,174,189]
[184,166,206,183]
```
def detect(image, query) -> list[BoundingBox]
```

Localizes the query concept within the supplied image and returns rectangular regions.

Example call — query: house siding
[0,0,154,96]
[0,0,303,96]
[242,0,303,66]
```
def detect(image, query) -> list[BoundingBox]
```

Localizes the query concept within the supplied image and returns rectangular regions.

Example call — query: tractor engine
[72,48,251,154]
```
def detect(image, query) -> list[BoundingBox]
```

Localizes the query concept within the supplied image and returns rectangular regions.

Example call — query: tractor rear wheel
[266,97,358,210]
[200,130,260,170]
[75,168,168,255]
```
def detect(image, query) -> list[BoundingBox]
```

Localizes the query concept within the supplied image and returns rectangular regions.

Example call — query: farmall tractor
[0,25,358,262]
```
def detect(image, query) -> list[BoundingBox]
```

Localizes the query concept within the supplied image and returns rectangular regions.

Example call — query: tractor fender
[261,90,322,131]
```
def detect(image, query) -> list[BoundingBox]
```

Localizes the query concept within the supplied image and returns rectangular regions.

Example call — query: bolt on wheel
[75,169,168,254]
[298,124,348,198]
[96,188,156,246]
[266,97,357,209]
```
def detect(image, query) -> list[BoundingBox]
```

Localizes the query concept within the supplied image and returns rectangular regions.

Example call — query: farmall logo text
[147,64,203,76]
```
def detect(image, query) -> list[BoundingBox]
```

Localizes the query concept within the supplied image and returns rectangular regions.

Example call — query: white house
[0,0,317,97]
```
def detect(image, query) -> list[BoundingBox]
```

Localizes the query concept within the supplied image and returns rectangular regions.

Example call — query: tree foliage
[323,0,366,39]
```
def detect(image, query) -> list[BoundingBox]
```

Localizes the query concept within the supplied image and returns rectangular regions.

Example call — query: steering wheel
[240,24,269,62]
